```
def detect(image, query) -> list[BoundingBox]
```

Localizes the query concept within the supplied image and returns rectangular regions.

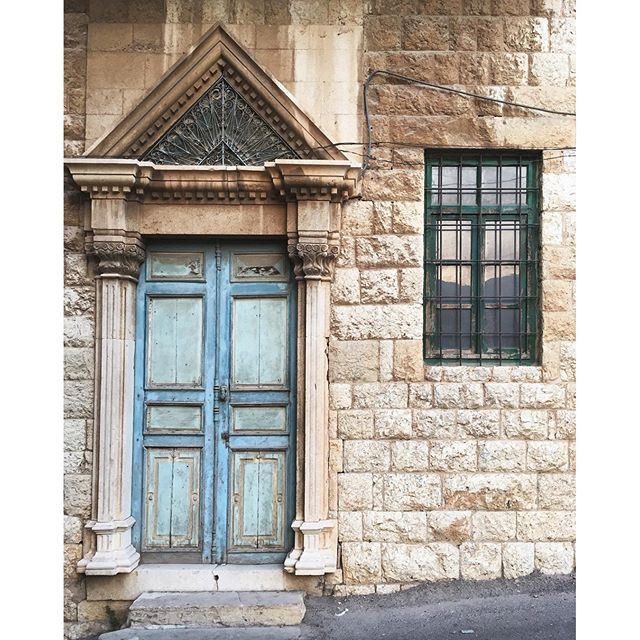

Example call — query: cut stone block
[128,591,305,629]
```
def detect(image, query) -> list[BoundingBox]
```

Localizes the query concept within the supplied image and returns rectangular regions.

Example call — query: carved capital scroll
[92,240,146,279]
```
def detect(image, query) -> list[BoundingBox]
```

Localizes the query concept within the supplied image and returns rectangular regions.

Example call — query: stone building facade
[64,1,575,638]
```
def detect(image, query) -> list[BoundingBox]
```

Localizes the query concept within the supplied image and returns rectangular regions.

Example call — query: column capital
[288,240,339,281]
[90,236,146,280]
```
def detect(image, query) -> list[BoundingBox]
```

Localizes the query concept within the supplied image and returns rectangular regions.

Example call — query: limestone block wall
[329,0,576,595]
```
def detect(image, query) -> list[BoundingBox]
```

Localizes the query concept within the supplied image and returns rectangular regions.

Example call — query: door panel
[230,451,286,550]
[232,297,288,387]
[144,447,201,550]
[147,297,203,387]
[232,406,287,432]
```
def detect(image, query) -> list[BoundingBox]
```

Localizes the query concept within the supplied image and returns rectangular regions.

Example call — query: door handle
[221,430,229,444]
[217,385,229,402]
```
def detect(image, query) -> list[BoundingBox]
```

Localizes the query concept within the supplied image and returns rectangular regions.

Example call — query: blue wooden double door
[132,240,296,564]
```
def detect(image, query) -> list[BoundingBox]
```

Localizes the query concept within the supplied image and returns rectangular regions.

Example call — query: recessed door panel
[232,406,287,433]
[230,451,286,550]
[232,297,287,387]
[144,448,201,550]
[147,297,203,387]
[146,405,202,433]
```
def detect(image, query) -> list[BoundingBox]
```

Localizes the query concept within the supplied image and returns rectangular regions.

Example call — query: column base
[78,517,140,576]
[78,545,140,576]
[284,519,337,576]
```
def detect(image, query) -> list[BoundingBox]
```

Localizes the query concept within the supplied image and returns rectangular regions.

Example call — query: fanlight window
[142,77,299,166]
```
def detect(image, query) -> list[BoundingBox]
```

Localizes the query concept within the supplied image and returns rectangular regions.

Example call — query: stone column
[285,210,340,576]
[78,236,144,575]
[65,161,148,575]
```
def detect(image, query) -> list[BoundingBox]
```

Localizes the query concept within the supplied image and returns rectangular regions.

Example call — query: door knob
[217,385,229,402]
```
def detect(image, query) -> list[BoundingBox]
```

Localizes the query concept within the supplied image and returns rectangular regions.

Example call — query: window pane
[501,166,517,189]
[438,265,471,302]
[481,167,498,205]
[441,166,458,188]
[437,308,472,351]
[430,167,440,205]
[484,222,520,261]
[483,265,519,299]
[519,166,528,190]
[438,222,471,260]
[484,308,520,349]
[481,166,498,189]
[442,191,458,205]
[461,167,476,188]
[431,166,440,190]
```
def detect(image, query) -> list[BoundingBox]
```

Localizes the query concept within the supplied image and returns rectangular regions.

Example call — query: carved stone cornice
[64,158,361,204]
[266,160,361,203]
[90,238,146,279]
[64,160,153,199]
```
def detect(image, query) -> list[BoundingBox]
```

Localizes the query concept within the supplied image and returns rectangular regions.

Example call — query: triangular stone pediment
[85,24,346,164]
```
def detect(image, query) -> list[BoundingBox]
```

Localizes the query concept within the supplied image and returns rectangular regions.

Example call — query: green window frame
[424,151,540,365]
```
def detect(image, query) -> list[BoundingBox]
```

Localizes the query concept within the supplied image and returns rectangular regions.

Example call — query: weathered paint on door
[132,241,296,564]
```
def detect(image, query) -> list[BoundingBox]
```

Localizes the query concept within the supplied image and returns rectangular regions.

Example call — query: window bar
[522,156,529,362]
[518,156,525,364]
[475,153,482,364]
[437,159,443,361]
[497,156,503,365]
[457,161,462,364]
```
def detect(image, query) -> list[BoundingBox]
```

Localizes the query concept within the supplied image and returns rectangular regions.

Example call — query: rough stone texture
[502,542,535,579]
[527,441,569,471]
[362,511,427,543]
[65,1,576,616]
[472,512,517,542]
[517,511,575,541]
[383,473,442,510]
[443,474,537,510]
[381,543,460,582]
[535,542,575,574]
[460,543,502,580]
[478,441,526,472]
[342,542,382,584]
[429,441,477,471]
[426,512,472,545]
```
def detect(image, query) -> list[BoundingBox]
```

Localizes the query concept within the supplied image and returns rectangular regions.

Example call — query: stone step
[128,591,306,629]
[99,626,301,639]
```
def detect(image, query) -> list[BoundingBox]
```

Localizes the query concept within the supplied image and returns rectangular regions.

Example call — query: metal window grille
[424,151,540,365]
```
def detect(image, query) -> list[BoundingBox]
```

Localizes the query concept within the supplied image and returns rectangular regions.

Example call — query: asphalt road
[300,573,576,640]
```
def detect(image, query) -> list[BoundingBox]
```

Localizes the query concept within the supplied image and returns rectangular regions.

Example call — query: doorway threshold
[86,564,322,601]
